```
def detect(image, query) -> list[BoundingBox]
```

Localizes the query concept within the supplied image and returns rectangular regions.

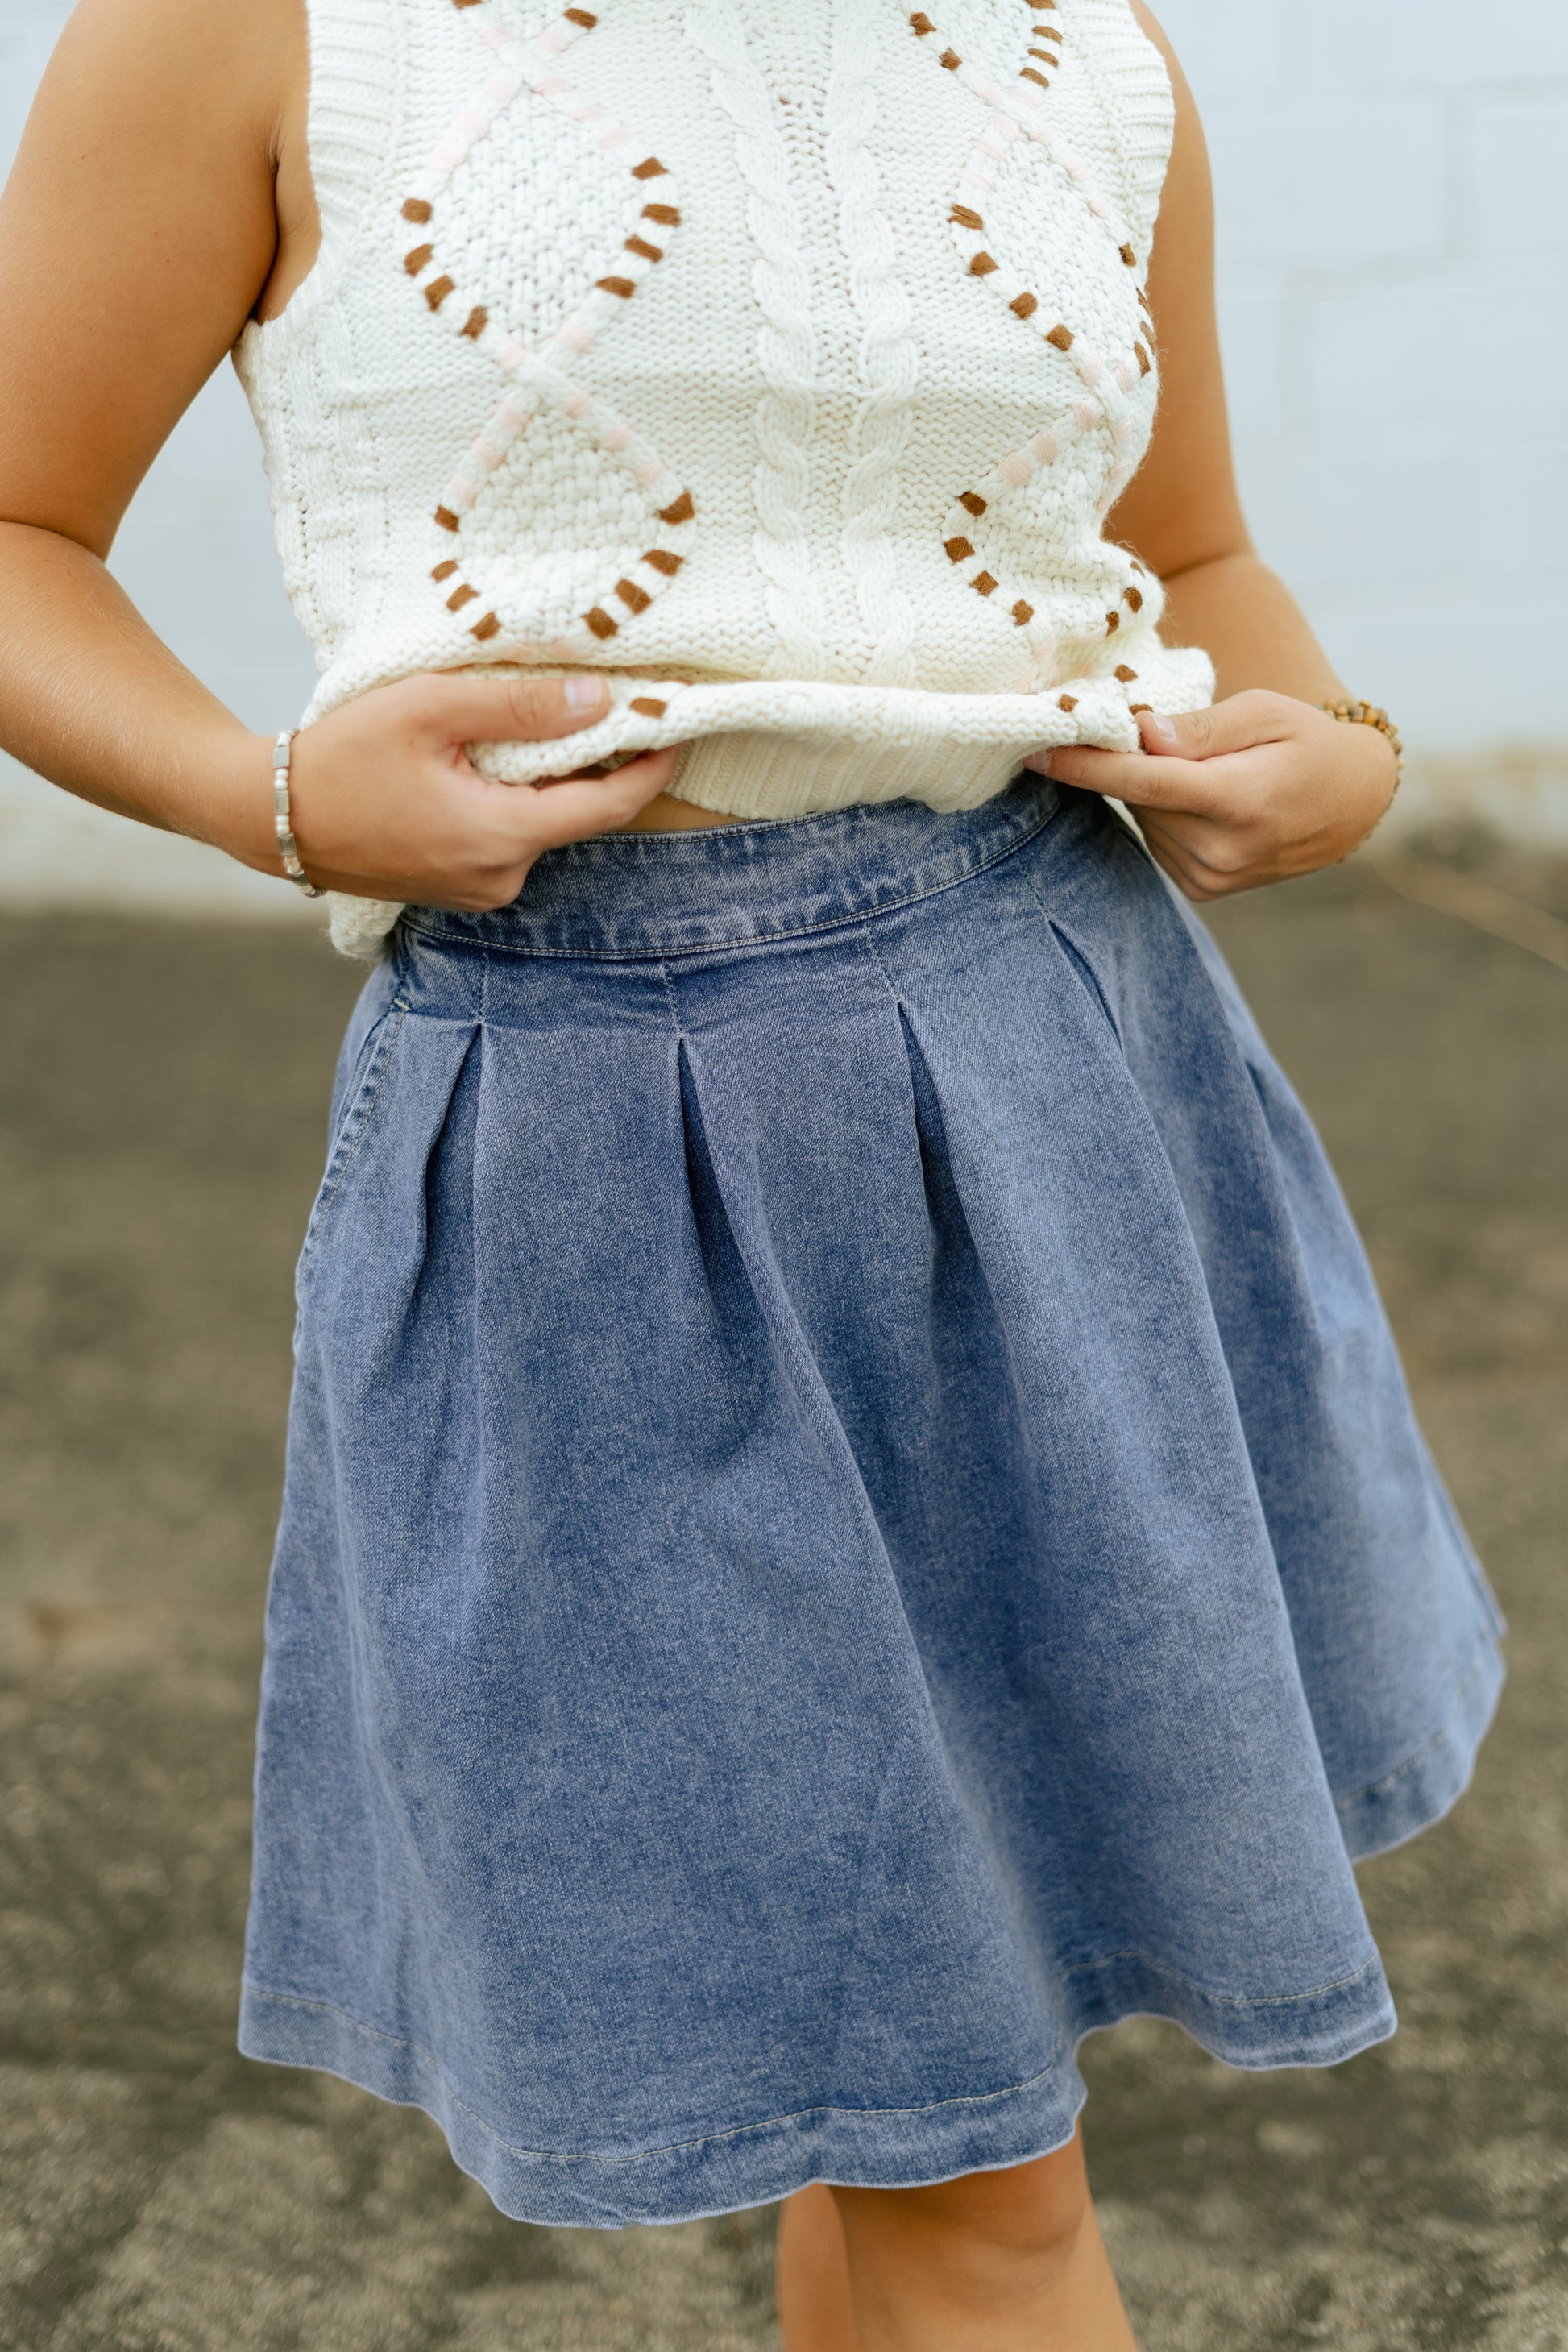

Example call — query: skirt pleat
[240,782,1502,2225]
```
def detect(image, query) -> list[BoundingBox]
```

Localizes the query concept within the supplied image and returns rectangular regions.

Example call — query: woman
[0,0,1502,2342]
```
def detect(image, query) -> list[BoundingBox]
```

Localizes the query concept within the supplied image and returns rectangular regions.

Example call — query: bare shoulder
[0,0,305,548]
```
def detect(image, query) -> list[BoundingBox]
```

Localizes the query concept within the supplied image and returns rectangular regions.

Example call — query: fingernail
[1145,711,1179,745]
[565,674,607,712]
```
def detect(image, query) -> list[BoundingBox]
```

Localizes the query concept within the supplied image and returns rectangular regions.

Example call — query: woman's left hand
[1025,690,1400,902]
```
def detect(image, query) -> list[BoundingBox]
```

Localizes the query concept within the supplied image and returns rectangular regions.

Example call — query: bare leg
[777,2182,861,2351]
[828,2126,1139,2352]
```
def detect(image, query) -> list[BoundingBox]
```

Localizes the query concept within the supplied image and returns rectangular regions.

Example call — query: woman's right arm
[0,0,674,907]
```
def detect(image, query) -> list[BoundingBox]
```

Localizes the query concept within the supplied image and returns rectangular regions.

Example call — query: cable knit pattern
[687,0,829,682]
[235,0,1213,956]
[823,2,921,688]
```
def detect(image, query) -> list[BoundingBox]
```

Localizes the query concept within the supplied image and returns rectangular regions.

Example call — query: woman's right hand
[224,670,678,907]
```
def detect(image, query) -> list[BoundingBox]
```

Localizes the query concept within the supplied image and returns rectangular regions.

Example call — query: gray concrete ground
[1,853,1565,2350]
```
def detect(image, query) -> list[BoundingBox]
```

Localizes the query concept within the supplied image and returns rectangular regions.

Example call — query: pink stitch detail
[975,79,1003,103]
[457,107,492,139]
[991,112,1020,142]
[978,136,1006,159]
[998,450,1034,488]
[959,167,994,190]
[1065,159,1085,180]
[563,388,593,417]
[1073,400,1098,431]
[534,75,569,95]
[1089,196,1109,217]
[573,101,605,122]
[446,481,477,513]
[430,143,467,173]
[1114,361,1137,392]
[474,438,504,470]
[601,422,633,452]
[479,22,507,46]
[496,400,530,433]
[1030,428,1059,463]
[1076,353,1104,387]
[537,23,570,53]
[497,337,529,370]
[1010,670,1035,693]
[635,458,667,486]
[598,125,630,147]
[1113,417,1133,443]
[483,73,521,101]
[554,319,593,352]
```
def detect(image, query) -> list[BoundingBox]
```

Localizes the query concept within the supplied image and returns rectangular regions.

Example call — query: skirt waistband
[402,778,1060,963]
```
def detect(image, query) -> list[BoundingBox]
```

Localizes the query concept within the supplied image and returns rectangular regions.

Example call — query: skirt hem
[237,1946,1398,2229]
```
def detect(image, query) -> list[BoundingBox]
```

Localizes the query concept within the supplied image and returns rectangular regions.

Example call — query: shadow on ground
[1,859,1565,2349]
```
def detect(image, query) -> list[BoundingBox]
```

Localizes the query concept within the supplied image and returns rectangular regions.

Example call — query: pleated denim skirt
[239,778,1503,2227]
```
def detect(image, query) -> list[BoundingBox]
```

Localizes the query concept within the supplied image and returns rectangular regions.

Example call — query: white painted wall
[2,0,1566,908]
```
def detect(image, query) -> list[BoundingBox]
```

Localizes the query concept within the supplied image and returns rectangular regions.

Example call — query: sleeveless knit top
[236,0,1214,953]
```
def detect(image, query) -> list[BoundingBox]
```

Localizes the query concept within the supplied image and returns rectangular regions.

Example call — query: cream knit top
[236,0,1214,953]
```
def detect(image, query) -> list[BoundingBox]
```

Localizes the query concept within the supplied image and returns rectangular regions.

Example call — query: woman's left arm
[1028,0,1399,899]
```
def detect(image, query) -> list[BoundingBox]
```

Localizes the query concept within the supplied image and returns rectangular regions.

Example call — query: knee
[832,2133,1093,2270]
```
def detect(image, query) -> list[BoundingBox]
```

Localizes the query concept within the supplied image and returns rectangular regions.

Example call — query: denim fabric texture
[239,781,1504,2227]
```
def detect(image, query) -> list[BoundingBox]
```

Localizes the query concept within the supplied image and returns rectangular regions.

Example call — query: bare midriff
[623,793,745,832]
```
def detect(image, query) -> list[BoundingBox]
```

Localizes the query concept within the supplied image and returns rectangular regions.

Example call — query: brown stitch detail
[1020,67,1050,86]
[629,695,668,718]
[447,583,479,611]
[1119,243,1136,267]
[944,536,975,563]
[425,275,456,310]
[1012,600,1035,626]
[1105,612,1121,633]
[471,612,501,640]
[950,204,985,230]
[642,201,681,224]
[402,198,433,224]
[632,156,668,179]
[643,548,683,575]
[585,608,619,639]
[624,234,664,262]
[463,307,488,338]
[1125,585,1143,612]
[1058,694,1078,711]
[1138,288,1153,312]
[452,0,483,10]
[1047,322,1074,351]
[435,507,461,533]
[1114,664,1138,682]
[1010,291,1039,319]
[404,244,434,275]
[597,276,637,298]
[1028,51,1056,64]
[940,46,961,68]
[657,490,695,525]
[969,251,999,276]
[564,5,597,22]
[616,578,653,613]
[1129,703,1152,714]
[431,560,459,582]
[958,491,988,516]
[1135,342,1151,375]
[972,570,998,595]
[910,10,934,30]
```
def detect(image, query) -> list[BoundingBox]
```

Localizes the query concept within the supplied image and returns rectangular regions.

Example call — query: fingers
[1033,740,1255,811]
[516,747,682,849]
[401,668,612,746]
[1138,691,1299,761]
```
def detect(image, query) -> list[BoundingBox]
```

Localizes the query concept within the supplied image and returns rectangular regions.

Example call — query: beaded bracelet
[1320,698,1404,785]
[272,730,324,899]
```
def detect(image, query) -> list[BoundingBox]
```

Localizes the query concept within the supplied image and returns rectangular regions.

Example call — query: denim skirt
[239,779,1503,2227]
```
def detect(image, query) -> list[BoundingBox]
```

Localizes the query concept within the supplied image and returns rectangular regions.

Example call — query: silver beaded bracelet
[272,730,323,898]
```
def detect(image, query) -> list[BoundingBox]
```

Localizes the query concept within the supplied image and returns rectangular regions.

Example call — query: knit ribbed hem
[322,645,1215,956]
[239,1947,1394,2230]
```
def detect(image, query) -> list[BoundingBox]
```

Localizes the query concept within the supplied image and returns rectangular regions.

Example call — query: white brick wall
[2,0,1566,907]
